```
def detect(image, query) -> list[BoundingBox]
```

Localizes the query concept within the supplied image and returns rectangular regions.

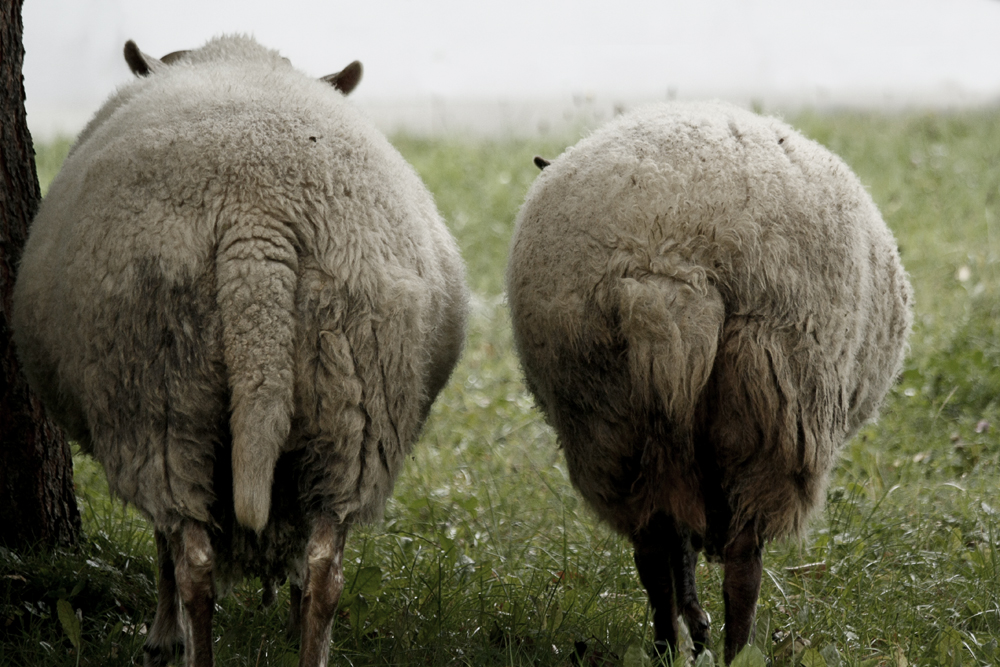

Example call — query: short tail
[216,219,298,532]
[616,273,725,532]
[617,274,725,422]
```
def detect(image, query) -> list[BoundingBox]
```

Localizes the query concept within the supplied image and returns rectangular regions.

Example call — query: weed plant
[3,110,1000,666]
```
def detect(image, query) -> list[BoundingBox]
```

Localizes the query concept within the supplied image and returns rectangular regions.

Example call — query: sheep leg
[286,582,303,640]
[143,530,183,667]
[261,576,278,609]
[674,529,711,653]
[632,513,680,658]
[298,517,347,667]
[722,523,762,665]
[175,522,216,667]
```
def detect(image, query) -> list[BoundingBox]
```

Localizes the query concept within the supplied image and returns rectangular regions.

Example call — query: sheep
[506,102,912,664]
[12,35,468,667]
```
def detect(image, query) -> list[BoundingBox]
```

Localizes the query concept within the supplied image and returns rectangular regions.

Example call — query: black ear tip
[123,40,150,77]
[533,156,551,170]
[345,61,364,86]
[323,60,364,95]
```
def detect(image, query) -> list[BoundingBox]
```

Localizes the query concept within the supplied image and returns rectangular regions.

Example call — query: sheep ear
[160,49,190,65]
[321,61,363,95]
[533,156,551,170]
[124,40,163,77]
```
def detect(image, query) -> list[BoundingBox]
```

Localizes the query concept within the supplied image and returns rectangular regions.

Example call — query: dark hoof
[685,606,711,649]
[261,584,276,608]
[285,613,301,643]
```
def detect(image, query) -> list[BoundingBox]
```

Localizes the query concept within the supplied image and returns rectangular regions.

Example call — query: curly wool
[507,102,911,548]
[13,35,468,581]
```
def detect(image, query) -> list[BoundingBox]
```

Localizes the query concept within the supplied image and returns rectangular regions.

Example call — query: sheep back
[507,102,911,544]
[12,35,468,539]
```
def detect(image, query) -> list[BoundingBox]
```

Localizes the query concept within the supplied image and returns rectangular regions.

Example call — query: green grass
[3,108,1000,666]
[33,136,72,197]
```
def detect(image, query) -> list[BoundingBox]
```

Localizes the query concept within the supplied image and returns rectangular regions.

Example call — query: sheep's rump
[507,103,911,544]
[13,37,467,568]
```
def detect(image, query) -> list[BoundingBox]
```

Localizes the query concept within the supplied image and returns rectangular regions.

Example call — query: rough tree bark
[0,0,80,549]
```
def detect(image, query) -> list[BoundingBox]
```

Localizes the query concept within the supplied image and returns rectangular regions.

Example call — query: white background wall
[21,0,1000,137]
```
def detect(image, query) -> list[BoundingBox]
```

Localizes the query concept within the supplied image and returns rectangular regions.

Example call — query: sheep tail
[617,273,725,530]
[617,274,724,421]
[216,219,299,533]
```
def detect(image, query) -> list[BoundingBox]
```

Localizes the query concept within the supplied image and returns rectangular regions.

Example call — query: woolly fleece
[13,35,469,561]
[507,102,912,547]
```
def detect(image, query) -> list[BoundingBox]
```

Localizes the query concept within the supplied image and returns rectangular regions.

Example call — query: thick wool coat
[13,36,468,581]
[507,102,911,549]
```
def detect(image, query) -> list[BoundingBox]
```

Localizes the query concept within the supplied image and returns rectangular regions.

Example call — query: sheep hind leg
[143,530,183,667]
[261,575,280,609]
[174,522,216,667]
[722,522,762,665]
[298,516,347,667]
[673,528,710,654]
[286,582,302,640]
[632,513,681,661]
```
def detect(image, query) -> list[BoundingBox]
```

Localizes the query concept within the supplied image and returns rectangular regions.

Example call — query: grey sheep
[12,35,468,667]
[506,102,911,664]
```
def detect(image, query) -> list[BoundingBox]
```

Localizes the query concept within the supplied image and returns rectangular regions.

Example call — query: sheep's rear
[507,102,911,664]
[12,35,468,667]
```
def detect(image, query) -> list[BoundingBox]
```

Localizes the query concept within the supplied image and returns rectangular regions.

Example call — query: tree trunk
[0,0,80,549]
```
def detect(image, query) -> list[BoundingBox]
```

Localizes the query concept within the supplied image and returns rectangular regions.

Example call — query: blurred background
[22,0,1000,139]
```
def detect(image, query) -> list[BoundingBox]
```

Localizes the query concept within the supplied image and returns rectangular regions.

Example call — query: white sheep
[12,35,468,667]
[506,102,912,664]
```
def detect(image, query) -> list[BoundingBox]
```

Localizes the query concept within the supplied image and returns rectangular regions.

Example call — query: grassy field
[3,108,1000,666]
